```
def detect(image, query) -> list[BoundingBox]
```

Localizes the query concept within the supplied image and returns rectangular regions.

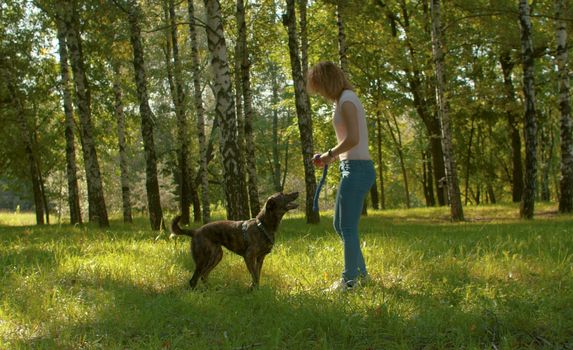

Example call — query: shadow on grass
[2,213,573,349]
[8,257,571,349]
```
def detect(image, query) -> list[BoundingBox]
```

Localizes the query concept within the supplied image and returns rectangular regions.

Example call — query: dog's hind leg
[189,269,203,289]
[189,239,211,289]
[201,246,223,283]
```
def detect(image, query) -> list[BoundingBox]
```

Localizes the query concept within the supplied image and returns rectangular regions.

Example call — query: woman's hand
[312,151,335,167]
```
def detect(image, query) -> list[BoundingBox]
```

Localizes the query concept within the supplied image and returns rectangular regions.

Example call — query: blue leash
[313,160,329,213]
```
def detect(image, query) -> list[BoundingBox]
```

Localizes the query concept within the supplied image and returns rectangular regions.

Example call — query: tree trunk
[395,0,445,206]
[127,1,164,230]
[187,0,211,223]
[384,112,410,208]
[370,181,380,210]
[499,52,524,203]
[336,1,349,74]
[422,149,435,206]
[430,0,464,221]
[204,0,249,220]
[56,15,82,225]
[165,0,192,224]
[518,0,537,219]
[464,116,475,205]
[284,0,319,223]
[236,0,261,217]
[233,3,248,216]
[25,136,45,225]
[487,184,496,204]
[64,0,109,227]
[298,0,309,82]
[539,122,554,202]
[35,147,49,224]
[112,63,133,224]
[10,85,44,225]
[556,0,573,212]
[271,62,283,192]
[375,112,386,209]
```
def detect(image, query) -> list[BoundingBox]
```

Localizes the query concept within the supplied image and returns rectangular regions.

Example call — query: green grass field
[1,205,572,349]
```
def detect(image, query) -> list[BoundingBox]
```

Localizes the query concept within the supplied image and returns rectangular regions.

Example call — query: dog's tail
[170,215,195,237]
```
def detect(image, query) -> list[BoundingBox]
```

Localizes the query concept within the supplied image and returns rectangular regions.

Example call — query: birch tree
[499,52,524,203]
[430,0,464,221]
[336,0,349,74]
[124,0,164,230]
[63,0,109,227]
[187,0,210,223]
[9,84,45,225]
[164,0,192,224]
[56,14,82,224]
[298,0,309,80]
[556,0,573,213]
[284,0,319,223]
[518,0,537,219]
[236,0,261,217]
[204,0,249,220]
[112,62,133,223]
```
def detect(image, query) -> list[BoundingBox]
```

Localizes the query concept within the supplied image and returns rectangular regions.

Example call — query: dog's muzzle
[285,191,299,210]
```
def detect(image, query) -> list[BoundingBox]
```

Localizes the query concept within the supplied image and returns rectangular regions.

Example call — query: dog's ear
[266,198,276,210]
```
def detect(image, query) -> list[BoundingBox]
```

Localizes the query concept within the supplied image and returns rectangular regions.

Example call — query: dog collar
[256,219,274,245]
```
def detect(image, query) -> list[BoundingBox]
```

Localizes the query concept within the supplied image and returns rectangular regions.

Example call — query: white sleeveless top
[333,90,371,160]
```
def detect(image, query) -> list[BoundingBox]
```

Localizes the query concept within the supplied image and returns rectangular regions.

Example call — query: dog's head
[263,191,299,217]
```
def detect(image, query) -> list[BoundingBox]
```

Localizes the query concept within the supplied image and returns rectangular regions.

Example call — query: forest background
[1,0,572,228]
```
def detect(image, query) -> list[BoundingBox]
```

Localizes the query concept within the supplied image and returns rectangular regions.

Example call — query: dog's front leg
[255,254,266,283]
[243,251,259,288]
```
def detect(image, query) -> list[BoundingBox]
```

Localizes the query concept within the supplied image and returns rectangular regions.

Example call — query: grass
[1,204,572,349]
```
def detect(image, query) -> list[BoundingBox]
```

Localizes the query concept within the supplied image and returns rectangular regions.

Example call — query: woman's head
[306,61,353,101]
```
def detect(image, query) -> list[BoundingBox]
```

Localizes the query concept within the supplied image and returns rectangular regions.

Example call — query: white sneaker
[324,279,357,292]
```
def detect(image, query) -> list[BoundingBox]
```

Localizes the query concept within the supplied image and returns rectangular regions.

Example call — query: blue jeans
[333,160,375,283]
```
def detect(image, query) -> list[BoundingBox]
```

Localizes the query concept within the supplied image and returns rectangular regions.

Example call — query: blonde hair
[306,61,353,101]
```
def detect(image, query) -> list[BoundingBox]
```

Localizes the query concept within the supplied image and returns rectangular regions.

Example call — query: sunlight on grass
[1,205,572,349]
[0,211,36,226]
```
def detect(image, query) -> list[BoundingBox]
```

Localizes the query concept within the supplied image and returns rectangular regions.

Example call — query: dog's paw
[248,283,260,292]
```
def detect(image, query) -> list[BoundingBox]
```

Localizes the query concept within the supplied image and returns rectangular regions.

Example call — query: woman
[307,61,375,291]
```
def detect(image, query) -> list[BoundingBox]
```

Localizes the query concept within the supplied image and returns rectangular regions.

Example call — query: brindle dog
[171,192,299,289]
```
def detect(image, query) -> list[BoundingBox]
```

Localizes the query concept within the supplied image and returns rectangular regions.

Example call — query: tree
[9,83,46,224]
[335,0,349,74]
[555,0,573,213]
[379,0,447,207]
[375,111,386,209]
[236,0,261,217]
[499,51,524,203]
[430,0,463,221]
[112,62,133,223]
[284,0,319,224]
[63,0,109,227]
[55,13,82,224]
[270,61,284,192]
[383,110,411,208]
[164,0,192,224]
[123,0,164,230]
[518,0,537,219]
[204,0,249,220]
[187,0,210,223]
